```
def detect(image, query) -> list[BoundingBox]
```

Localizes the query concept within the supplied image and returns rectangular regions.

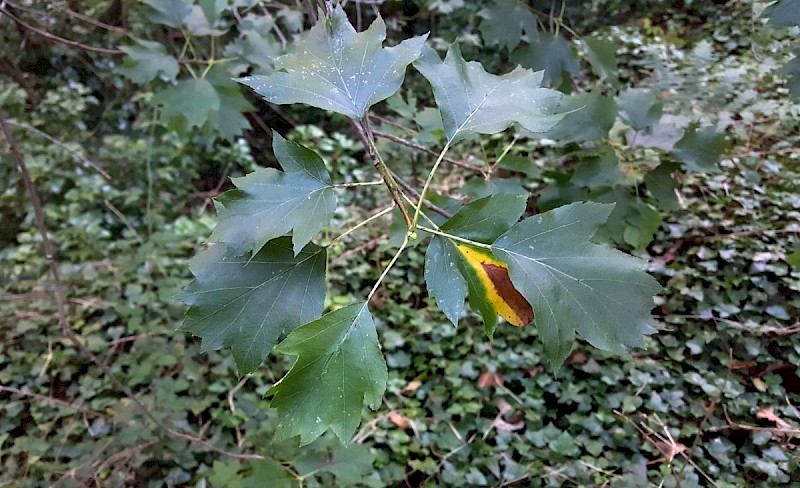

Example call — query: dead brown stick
[0,107,265,462]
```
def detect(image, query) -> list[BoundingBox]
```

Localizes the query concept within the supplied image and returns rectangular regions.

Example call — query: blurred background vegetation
[1,0,799,486]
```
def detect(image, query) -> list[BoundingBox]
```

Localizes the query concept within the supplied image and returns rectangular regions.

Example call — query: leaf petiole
[326,204,395,247]
[367,234,410,303]
[410,140,452,232]
[332,180,385,188]
[417,225,494,250]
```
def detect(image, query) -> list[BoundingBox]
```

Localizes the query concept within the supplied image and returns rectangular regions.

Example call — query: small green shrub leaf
[511,33,580,90]
[584,37,620,87]
[671,123,729,173]
[142,0,192,28]
[269,302,387,445]
[118,40,179,83]
[478,0,538,52]
[152,78,220,130]
[617,88,663,132]
[238,6,427,119]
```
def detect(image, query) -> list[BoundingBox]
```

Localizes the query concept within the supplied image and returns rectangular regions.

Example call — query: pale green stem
[366,234,409,303]
[326,205,394,246]
[332,180,385,188]
[410,140,451,232]
[417,225,494,250]
[491,135,519,171]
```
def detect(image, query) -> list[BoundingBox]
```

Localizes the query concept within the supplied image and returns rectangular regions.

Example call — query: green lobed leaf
[243,459,294,488]
[199,0,227,24]
[142,0,192,28]
[781,55,800,99]
[511,33,580,90]
[763,0,800,27]
[583,37,620,88]
[237,6,427,119]
[414,44,565,143]
[616,88,663,132]
[425,195,527,326]
[186,5,228,36]
[152,78,220,130]
[595,188,663,249]
[269,302,387,445]
[478,0,539,52]
[671,123,729,173]
[179,238,327,375]
[118,40,179,83]
[540,89,616,142]
[570,146,624,188]
[492,202,661,369]
[294,444,376,484]
[211,133,336,255]
[205,66,254,141]
[644,161,681,211]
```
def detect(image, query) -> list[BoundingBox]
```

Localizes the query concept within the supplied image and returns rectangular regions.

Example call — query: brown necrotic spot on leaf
[482,262,534,327]
[455,244,534,327]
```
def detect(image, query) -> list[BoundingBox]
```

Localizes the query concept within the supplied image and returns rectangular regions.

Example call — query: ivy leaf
[238,6,427,119]
[493,202,661,369]
[152,78,220,130]
[511,33,580,90]
[118,40,179,83]
[269,302,387,446]
[425,195,527,328]
[671,123,729,173]
[211,133,336,255]
[142,0,192,28]
[414,44,565,143]
[179,238,327,375]
[617,89,663,132]
[478,0,538,52]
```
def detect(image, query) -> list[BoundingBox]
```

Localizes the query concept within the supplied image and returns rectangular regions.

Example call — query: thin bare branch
[390,170,453,219]
[64,8,129,34]
[373,130,487,174]
[0,6,125,55]
[0,385,105,417]
[7,119,111,180]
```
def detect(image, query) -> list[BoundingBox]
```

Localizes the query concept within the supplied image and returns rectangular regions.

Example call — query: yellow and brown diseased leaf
[424,194,529,334]
[455,244,534,333]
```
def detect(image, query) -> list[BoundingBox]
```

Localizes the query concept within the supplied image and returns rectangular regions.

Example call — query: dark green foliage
[1,0,798,486]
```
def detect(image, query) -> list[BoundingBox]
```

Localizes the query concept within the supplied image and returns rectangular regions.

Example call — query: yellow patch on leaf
[455,245,534,327]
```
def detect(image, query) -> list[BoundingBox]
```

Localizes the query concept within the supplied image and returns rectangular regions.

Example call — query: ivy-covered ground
[1,1,799,487]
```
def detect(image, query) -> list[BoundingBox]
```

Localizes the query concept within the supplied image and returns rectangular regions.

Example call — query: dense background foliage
[1,0,799,486]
